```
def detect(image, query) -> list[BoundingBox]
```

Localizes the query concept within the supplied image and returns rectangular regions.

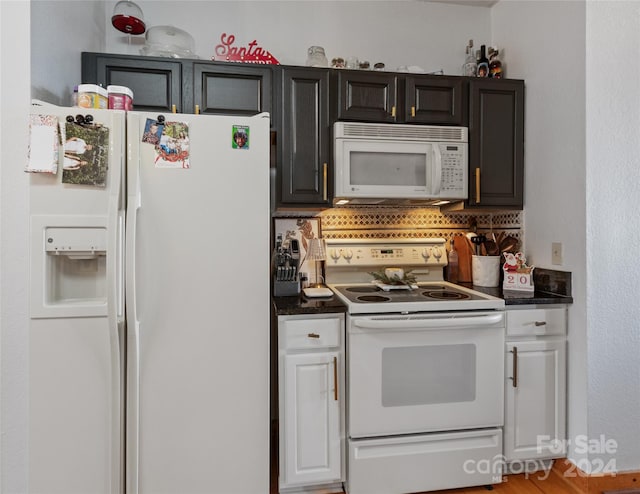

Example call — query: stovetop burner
[347,286,381,293]
[357,295,391,303]
[422,290,470,300]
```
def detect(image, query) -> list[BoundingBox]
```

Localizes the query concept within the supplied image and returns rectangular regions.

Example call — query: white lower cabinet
[278,313,345,492]
[504,306,567,462]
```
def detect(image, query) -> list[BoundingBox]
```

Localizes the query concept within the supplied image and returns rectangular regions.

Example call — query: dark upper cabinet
[336,71,398,123]
[467,79,524,208]
[278,67,332,206]
[82,53,272,119]
[82,52,182,112]
[405,76,466,125]
[337,71,465,125]
[193,63,271,117]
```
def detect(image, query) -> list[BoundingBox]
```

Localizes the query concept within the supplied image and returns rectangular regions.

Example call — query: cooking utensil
[499,235,520,254]
[484,238,500,256]
[470,234,486,255]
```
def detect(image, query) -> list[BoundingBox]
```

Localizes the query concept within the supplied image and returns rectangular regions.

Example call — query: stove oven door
[348,311,504,438]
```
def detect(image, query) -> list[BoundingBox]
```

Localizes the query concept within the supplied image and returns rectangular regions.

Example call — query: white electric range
[325,238,506,494]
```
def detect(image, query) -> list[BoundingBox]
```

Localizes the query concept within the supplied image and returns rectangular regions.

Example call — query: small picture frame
[232,125,250,150]
[142,118,163,145]
[273,217,322,284]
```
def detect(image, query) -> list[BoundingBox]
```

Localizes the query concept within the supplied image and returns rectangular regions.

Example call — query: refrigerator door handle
[126,160,141,494]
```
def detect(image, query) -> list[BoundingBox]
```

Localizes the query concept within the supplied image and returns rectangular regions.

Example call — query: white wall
[491,0,590,468]
[585,0,640,473]
[1,1,31,492]
[31,0,106,105]
[1,2,104,492]
[104,0,492,75]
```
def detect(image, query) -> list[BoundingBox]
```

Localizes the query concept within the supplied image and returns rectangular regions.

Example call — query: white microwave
[334,122,468,205]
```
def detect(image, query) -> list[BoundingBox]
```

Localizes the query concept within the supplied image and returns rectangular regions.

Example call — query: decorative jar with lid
[306,46,328,67]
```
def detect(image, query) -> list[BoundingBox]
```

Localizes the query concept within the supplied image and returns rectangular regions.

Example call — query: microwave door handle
[432,144,442,195]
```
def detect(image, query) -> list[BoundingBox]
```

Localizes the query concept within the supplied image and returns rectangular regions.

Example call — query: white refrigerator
[28,102,271,493]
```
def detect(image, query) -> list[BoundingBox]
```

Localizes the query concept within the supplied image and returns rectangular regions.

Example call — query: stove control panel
[325,239,448,268]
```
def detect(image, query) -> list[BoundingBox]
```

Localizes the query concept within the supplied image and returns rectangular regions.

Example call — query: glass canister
[306,46,328,67]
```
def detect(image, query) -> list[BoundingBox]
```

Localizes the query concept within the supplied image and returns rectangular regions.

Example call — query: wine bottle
[477,45,489,78]
[489,47,503,78]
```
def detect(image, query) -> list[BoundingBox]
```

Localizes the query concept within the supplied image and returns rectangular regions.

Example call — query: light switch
[552,242,563,265]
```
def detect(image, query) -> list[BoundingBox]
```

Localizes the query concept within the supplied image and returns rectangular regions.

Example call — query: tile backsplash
[314,207,523,246]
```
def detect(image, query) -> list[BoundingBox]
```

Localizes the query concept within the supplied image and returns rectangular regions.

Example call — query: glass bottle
[462,39,477,77]
[306,46,328,67]
[447,242,459,283]
[489,47,503,79]
[477,45,489,78]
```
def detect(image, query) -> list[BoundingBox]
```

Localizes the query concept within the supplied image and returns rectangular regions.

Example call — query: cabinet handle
[195,104,200,115]
[307,333,320,339]
[475,167,481,203]
[411,106,416,118]
[391,106,396,118]
[534,321,547,326]
[510,346,518,388]
[171,104,177,114]
[322,163,328,201]
[333,356,338,401]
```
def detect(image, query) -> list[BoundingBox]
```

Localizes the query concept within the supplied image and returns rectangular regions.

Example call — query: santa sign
[213,33,279,64]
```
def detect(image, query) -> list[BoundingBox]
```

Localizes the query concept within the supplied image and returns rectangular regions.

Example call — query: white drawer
[281,317,342,350]
[507,307,566,337]
[348,429,503,494]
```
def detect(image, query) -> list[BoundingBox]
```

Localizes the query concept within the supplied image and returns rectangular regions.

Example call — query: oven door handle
[351,312,503,331]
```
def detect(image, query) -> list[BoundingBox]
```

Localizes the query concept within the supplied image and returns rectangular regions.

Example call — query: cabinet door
[468,79,524,208]
[504,339,566,461]
[193,63,271,118]
[405,75,466,125]
[282,352,341,486]
[337,71,398,122]
[81,53,182,112]
[279,68,331,205]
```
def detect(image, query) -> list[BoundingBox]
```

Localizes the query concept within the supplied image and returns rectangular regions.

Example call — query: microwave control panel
[439,144,467,197]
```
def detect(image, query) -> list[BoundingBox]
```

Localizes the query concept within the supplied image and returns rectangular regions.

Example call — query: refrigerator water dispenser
[44,227,107,308]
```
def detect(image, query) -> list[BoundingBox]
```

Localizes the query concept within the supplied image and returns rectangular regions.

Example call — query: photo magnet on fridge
[142,118,163,145]
[154,121,190,169]
[232,125,249,150]
[61,121,109,187]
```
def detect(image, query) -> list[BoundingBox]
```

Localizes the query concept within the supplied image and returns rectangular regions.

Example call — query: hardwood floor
[433,471,582,494]
[302,472,583,494]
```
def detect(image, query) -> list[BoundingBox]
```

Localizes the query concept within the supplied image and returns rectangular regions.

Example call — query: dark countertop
[273,268,573,313]
[272,293,347,315]
[456,282,573,305]
[456,268,573,305]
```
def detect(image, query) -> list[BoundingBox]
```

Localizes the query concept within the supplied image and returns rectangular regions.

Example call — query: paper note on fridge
[26,114,59,173]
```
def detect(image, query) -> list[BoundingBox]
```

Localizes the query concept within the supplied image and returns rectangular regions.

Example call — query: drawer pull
[322,163,328,201]
[307,333,320,339]
[391,106,396,118]
[534,321,547,326]
[333,356,338,401]
[509,346,518,388]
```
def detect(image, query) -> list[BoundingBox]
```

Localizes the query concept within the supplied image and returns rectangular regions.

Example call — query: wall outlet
[551,242,563,265]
